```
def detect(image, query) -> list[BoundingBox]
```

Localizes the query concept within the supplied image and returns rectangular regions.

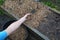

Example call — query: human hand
[23,13,31,20]
[18,13,31,22]
[24,13,31,17]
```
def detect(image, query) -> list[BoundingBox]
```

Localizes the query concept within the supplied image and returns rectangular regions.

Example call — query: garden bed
[0,0,60,40]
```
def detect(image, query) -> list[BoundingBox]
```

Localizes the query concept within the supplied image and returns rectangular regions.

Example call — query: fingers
[24,13,31,18]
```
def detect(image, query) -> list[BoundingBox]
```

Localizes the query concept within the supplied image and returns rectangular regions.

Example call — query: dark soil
[0,13,14,31]
[37,12,60,40]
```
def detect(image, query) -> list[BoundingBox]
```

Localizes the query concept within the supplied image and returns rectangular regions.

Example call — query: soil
[0,14,12,31]
[8,25,28,40]
[1,0,60,40]
[37,12,60,40]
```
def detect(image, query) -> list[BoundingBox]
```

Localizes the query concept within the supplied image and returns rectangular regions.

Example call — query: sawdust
[2,0,51,28]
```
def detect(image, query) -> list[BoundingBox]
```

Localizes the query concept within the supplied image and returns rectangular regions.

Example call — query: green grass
[0,9,4,15]
[0,0,5,5]
[43,2,56,8]
[40,0,60,11]
[0,0,5,15]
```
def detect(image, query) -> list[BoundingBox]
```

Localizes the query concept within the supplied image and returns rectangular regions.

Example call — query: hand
[24,13,31,18]
[23,13,31,20]
[18,13,31,22]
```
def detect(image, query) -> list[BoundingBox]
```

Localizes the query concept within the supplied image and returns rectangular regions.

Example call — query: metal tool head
[30,9,36,14]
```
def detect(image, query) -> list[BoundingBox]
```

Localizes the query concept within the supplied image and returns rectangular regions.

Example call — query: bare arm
[5,13,30,35]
